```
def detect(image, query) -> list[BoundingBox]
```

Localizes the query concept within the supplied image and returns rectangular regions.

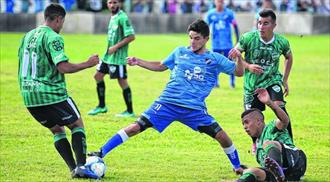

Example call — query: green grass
[0,32,329,181]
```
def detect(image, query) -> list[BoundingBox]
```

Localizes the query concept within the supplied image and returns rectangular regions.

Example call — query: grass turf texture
[0,33,329,181]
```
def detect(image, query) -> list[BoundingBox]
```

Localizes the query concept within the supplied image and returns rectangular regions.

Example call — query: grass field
[0,32,329,182]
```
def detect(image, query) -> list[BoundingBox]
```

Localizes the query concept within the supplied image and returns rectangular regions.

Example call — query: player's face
[108,0,120,14]
[54,16,65,33]
[242,113,262,138]
[188,31,208,54]
[258,16,276,40]
[214,0,224,8]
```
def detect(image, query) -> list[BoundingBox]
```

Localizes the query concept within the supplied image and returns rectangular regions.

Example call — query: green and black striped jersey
[18,25,69,107]
[256,120,295,167]
[237,31,291,98]
[102,10,135,65]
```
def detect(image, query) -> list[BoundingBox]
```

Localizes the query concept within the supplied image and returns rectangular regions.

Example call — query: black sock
[279,105,293,139]
[123,87,133,113]
[266,146,283,166]
[97,81,105,107]
[71,128,87,167]
[54,133,76,171]
[251,137,257,143]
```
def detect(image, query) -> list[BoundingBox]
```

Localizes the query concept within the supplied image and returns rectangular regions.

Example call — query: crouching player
[237,88,306,182]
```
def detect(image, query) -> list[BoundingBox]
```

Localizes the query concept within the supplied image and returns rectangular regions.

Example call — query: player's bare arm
[255,88,289,130]
[229,47,264,75]
[127,57,168,72]
[57,54,99,73]
[231,51,244,77]
[108,35,135,54]
[283,52,293,97]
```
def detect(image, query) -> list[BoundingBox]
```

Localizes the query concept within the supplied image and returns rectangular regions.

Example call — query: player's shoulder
[274,33,289,43]
[118,10,129,18]
[224,7,234,14]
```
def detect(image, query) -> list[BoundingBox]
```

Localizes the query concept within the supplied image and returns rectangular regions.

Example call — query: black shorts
[27,98,81,128]
[244,84,285,111]
[96,61,127,79]
[282,144,307,181]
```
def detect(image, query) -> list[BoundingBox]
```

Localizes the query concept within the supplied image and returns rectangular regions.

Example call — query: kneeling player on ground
[237,88,306,182]
[89,19,245,176]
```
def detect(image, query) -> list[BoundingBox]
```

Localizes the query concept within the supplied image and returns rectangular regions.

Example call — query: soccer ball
[85,156,107,178]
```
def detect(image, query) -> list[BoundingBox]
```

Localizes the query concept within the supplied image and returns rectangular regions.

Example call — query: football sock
[101,129,129,158]
[279,105,293,139]
[123,87,133,113]
[238,172,257,182]
[223,144,241,169]
[97,81,105,108]
[265,144,282,166]
[251,137,257,143]
[71,127,87,167]
[54,132,76,171]
[230,73,235,87]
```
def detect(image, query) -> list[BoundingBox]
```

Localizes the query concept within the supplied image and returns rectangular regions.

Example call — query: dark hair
[241,108,264,120]
[259,9,276,22]
[187,19,209,37]
[44,4,66,21]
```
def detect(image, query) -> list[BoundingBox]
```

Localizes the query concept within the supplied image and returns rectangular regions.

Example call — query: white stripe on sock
[223,144,236,154]
[117,129,129,142]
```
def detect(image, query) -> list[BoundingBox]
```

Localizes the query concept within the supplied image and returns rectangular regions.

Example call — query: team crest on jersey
[272,85,281,93]
[109,66,116,73]
[52,40,63,51]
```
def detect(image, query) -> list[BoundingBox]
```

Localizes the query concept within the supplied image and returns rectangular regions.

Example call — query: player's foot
[71,166,99,179]
[251,143,257,155]
[115,111,135,118]
[87,106,108,115]
[230,83,235,88]
[264,157,285,182]
[88,150,102,158]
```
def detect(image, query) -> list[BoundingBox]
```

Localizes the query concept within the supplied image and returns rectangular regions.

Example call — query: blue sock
[223,144,241,169]
[230,74,235,87]
[101,129,129,158]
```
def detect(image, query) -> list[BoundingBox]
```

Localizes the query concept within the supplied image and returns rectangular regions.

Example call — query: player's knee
[273,100,285,107]
[94,72,104,81]
[134,116,153,132]
[67,118,84,130]
[198,122,222,138]
[50,125,65,134]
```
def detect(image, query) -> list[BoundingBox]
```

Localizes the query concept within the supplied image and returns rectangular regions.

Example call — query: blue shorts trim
[142,101,218,133]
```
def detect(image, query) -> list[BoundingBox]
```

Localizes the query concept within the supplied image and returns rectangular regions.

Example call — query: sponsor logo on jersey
[184,66,204,81]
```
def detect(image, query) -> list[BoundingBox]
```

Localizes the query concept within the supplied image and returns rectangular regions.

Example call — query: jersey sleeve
[216,53,236,75]
[48,35,69,65]
[204,11,211,24]
[237,32,248,51]
[282,38,291,56]
[162,47,180,70]
[120,15,135,37]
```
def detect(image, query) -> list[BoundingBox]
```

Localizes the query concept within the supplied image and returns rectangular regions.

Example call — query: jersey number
[21,49,37,79]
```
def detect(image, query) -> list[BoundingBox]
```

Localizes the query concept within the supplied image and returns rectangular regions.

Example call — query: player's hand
[283,81,289,97]
[247,64,264,74]
[228,48,242,60]
[127,57,139,66]
[87,54,99,67]
[255,88,271,105]
[233,167,244,175]
[108,46,117,55]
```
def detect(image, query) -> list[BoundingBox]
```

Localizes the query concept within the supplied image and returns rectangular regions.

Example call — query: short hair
[187,19,209,37]
[44,4,66,21]
[259,9,276,22]
[241,108,264,121]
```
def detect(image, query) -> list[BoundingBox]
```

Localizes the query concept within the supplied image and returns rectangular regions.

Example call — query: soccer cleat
[88,150,102,158]
[115,111,135,118]
[71,166,99,179]
[265,157,285,182]
[87,106,108,115]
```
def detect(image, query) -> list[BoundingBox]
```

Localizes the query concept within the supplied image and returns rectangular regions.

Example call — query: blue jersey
[205,8,236,50]
[158,46,236,110]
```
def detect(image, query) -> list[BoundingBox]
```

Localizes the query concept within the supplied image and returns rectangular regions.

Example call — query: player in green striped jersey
[237,88,306,182]
[18,4,99,179]
[88,0,136,117]
[229,9,293,154]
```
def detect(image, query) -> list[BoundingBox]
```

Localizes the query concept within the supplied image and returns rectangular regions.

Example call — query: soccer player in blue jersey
[89,19,245,176]
[205,0,240,88]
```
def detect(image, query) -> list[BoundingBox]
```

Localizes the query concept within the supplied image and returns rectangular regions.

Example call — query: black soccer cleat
[87,150,102,158]
[265,157,285,182]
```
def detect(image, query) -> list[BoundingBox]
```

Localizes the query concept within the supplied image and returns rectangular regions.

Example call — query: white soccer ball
[85,156,107,178]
